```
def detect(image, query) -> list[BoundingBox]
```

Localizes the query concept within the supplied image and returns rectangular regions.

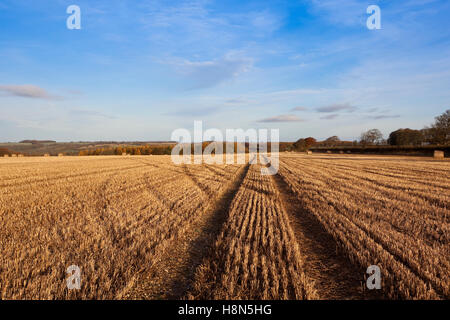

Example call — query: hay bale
[11,154,17,157]
[434,150,444,159]
[44,153,50,157]
[18,154,24,157]
[58,153,64,157]
[3,154,9,157]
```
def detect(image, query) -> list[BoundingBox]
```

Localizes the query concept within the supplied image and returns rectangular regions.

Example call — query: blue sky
[0,0,449,141]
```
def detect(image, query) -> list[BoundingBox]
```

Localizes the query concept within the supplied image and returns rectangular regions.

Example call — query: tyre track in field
[271,172,384,300]
[125,163,250,299]
[280,159,447,298]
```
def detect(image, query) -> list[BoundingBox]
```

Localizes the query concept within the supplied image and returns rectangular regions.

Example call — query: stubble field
[0,154,448,300]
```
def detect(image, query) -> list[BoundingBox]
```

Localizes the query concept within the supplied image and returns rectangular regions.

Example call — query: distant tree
[164,146,173,155]
[293,137,316,151]
[115,146,123,155]
[0,147,11,156]
[324,136,340,147]
[360,129,383,145]
[152,147,165,155]
[421,128,433,145]
[425,109,450,144]
[78,150,89,156]
[388,128,424,146]
[142,146,152,155]
[279,142,294,152]
[293,139,306,151]
[304,137,317,148]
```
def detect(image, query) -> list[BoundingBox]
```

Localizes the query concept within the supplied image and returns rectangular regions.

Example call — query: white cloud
[258,114,304,122]
[0,84,57,99]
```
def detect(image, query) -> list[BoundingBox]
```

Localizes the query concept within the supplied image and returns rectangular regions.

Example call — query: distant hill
[0,141,177,156]
[19,140,56,144]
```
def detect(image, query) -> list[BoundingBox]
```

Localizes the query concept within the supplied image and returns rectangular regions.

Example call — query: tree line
[79,145,173,156]
[291,109,449,151]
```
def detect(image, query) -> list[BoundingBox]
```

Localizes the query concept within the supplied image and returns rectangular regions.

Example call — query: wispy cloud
[225,97,250,104]
[141,1,283,43]
[308,0,366,26]
[166,55,253,89]
[320,114,339,120]
[316,103,357,113]
[291,106,308,111]
[69,109,116,119]
[367,107,379,113]
[257,114,304,122]
[0,84,58,99]
[368,114,401,120]
[267,88,323,96]
[247,10,284,35]
[1,0,449,141]
[166,106,220,117]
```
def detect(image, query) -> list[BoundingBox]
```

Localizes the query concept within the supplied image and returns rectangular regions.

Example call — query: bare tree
[360,129,383,145]
[324,136,340,147]
[425,109,450,144]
